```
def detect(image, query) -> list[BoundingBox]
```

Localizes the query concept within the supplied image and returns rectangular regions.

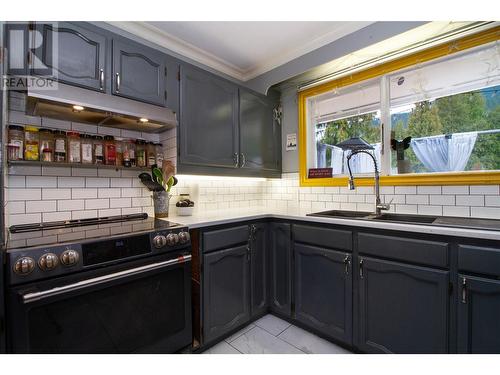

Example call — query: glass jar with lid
[115,137,124,166]
[136,139,147,167]
[53,130,67,162]
[123,139,136,167]
[24,126,40,161]
[147,142,156,167]
[67,131,81,163]
[8,125,24,161]
[93,135,104,165]
[104,135,116,165]
[154,143,163,168]
[39,128,54,162]
[81,134,93,164]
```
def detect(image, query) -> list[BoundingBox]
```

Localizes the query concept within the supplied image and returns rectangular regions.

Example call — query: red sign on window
[308,168,333,178]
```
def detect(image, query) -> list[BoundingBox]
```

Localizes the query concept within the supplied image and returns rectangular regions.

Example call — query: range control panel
[6,227,191,286]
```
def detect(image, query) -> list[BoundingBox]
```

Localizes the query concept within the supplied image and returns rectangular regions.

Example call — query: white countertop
[164,207,500,241]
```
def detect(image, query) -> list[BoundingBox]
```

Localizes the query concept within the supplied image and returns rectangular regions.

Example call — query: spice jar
[123,139,136,167]
[81,134,93,164]
[67,131,81,163]
[147,142,156,167]
[8,125,24,161]
[93,135,104,165]
[155,143,163,168]
[104,135,116,165]
[24,126,40,161]
[53,130,67,163]
[39,128,54,162]
[136,139,146,167]
[115,137,124,167]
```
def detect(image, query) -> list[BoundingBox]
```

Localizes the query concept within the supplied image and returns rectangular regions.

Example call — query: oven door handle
[21,255,191,303]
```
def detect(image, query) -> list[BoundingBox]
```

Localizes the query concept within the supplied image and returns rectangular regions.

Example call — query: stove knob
[153,235,167,248]
[38,253,59,271]
[60,249,80,267]
[13,257,35,275]
[178,231,190,244]
[166,233,179,246]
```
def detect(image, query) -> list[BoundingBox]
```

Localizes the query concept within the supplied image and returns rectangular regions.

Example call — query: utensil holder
[153,192,171,218]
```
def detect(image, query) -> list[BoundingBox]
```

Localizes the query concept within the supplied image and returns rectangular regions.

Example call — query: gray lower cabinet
[250,223,268,317]
[112,38,167,106]
[294,243,352,344]
[179,64,239,170]
[203,245,250,343]
[269,223,292,317]
[357,257,449,353]
[239,89,280,175]
[457,275,500,353]
[32,22,107,91]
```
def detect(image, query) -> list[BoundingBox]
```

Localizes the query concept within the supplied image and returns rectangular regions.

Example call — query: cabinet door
[239,89,280,174]
[32,22,107,91]
[295,244,352,344]
[250,223,268,317]
[269,223,292,317]
[112,38,166,106]
[179,65,239,169]
[203,245,250,343]
[357,257,449,353]
[457,275,500,353]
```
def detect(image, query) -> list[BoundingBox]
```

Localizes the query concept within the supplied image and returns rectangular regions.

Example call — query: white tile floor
[202,314,352,354]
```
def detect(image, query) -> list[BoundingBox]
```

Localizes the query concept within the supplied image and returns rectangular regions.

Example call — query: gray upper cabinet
[203,245,250,343]
[112,38,166,106]
[31,22,107,91]
[269,222,292,317]
[250,223,268,317]
[457,275,500,353]
[239,89,280,175]
[357,257,449,353]
[179,64,239,169]
[294,244,352,345]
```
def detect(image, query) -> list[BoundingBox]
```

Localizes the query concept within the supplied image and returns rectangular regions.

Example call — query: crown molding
[108,21,374,82]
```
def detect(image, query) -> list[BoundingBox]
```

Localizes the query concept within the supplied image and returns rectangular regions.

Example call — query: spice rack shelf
[7,160,150,172]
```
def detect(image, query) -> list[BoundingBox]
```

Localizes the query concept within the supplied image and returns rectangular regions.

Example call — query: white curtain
[317,142,381,174]
[411,132,478,172]
[317,143,327,168]
[330,146,344,175]
[344,143,381,174]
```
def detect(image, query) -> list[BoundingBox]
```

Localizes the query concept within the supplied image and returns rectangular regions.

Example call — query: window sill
[299,170,500,187]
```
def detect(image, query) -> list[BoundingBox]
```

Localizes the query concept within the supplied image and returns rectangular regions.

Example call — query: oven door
[8,253,192,353]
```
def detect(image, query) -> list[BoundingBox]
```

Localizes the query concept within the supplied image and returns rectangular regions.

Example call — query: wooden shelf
[7,160,150,172]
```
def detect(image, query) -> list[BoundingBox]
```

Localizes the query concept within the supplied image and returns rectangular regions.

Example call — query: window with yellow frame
[298,26,500,187]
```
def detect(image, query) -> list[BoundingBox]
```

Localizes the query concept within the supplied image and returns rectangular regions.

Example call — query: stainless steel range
[4,213,192,354]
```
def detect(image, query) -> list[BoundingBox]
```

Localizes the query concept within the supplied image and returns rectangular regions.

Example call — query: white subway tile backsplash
[58,177,85,188]
[42,166,72,176]
[86,178,110,188]
[43,211,72,222]
[455,195,484,207]
[418,205,443,216]
[98,209,122,217]
[417,186,441,195]
[9,213,41,225]
[8,188,42,201]
[430,195,455,206]
[71,168,98,177]
[85,199,110,210]
[110,198,132,208]
[8,176,26,188]
[26,200,56,213]
[443,206,470,217]
[395,186,417,195]
[72,188,98,199]
[470,185,499,195]
[406,195,429,205]
[42,189,72,200]
[8,165,41,176]
[6,201,25,214]
[395,204,418,214]
[471,207,500,219]
[442,186,469,195]
[98,168,121,178]
[111,178,132,188]
[26,176,57,188]
[485,196,500,207]
[121,188,144,197]
[72,210,98,220]
[58,200,85,211]
[98,188,121,198]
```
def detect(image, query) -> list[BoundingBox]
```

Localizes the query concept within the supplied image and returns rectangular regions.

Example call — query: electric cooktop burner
[6,213,183,250]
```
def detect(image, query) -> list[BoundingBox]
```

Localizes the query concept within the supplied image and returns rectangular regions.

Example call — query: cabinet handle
[461,277,467,304]
[115,72,121,92]
[359,259,364,279]
[233,153,239,168]
[99,69,104,91]
[246,246,251,262]
[240,153,246,167]
[344,255,350,275]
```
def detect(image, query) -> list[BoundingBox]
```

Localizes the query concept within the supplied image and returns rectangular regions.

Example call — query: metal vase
[152,191,171,218]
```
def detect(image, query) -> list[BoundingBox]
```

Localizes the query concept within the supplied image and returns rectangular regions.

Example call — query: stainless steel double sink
[307,210,500,231]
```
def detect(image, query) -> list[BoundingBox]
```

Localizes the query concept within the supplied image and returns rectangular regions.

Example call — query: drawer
[293,224,352,251]
[202,225,249,252]
[358,233,449,268]
[458,245,500,277]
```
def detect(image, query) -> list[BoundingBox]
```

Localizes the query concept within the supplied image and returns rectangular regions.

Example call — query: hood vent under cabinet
[26,83,177,133]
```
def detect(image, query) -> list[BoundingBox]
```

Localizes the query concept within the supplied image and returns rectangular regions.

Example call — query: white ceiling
[110,21,374,81]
